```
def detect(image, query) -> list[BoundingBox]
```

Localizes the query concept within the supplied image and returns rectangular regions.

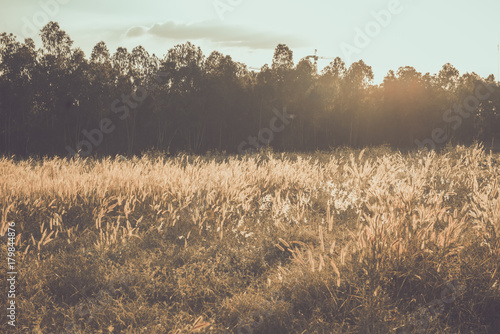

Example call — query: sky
[1,0,500,83]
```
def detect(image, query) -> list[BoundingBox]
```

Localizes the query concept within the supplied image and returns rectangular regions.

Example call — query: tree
[40,21,73,62]
[0,34,36,154]
[343,60,374,146]
[161,42,205,152]
[318,57,347,146]
[272,44,294,70]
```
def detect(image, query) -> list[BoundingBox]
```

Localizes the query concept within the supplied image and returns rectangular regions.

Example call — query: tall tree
[343,60,374,146]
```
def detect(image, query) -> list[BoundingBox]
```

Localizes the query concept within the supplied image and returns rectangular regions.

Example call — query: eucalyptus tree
[161,42,205,153]
[0,34,36,154]
[342,60,374,147]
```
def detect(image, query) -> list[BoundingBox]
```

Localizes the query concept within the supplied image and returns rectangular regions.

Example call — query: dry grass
[0,144,499,333]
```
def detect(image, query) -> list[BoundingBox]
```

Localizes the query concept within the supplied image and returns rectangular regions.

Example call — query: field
[1,145,500,333]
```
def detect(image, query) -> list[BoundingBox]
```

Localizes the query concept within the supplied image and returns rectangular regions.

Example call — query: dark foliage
[1,22,499,157]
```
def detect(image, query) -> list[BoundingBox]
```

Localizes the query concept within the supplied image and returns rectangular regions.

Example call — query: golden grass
[0,145,499,333]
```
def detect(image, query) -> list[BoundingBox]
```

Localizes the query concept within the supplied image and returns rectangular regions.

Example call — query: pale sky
[1,0,499,83]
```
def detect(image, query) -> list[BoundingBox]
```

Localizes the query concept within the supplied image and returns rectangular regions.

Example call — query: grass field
[1,145,499,333]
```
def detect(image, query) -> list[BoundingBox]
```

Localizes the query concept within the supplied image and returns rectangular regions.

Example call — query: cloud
[126,26,147,38]
[125,20,308,50]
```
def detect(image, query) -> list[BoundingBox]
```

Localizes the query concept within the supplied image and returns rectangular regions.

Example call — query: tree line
[1,22,499,157]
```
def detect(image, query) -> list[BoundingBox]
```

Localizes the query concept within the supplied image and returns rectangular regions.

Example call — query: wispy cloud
[125,20,309,50]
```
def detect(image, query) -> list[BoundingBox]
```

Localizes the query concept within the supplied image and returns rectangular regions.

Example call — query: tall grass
[0,145,499,333]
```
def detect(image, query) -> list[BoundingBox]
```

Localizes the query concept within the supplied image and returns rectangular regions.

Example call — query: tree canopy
[1,22,499,157]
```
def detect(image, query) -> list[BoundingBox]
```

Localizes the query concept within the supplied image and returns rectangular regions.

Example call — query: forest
[1,21,499,157]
